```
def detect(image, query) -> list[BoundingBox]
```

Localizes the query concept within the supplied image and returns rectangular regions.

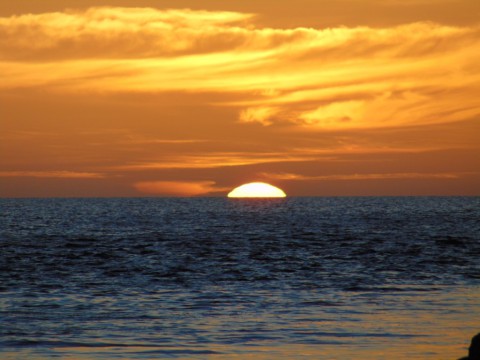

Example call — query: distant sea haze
[1,197,479,359]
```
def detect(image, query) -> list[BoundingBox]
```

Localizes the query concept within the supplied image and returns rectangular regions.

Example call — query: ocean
[1,197,479,359]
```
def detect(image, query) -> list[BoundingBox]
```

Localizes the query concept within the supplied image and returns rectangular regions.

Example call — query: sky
[1,0,479,197]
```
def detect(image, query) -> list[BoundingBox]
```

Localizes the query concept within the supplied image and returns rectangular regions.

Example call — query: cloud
[1,7,479,130]
[239,106,280,126]
[115,151,316,170]
[133,180,228,196]
[358,0,457,4]
[261,171,464,181]
[0,7,254,60]
[0,171,106,178]
[112,144,441,171]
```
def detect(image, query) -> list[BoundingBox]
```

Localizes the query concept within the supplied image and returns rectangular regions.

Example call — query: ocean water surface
[1,197,479,359]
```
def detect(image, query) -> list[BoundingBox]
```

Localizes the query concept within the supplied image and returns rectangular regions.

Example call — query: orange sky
[1,0,479,197]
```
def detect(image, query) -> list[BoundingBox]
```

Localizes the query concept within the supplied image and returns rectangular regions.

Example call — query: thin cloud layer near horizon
[1,1,479,196]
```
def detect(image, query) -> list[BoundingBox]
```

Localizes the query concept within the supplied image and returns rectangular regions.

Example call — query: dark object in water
[459,333,480,360]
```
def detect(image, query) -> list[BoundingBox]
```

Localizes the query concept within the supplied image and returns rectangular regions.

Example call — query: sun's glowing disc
[227,182,286,198]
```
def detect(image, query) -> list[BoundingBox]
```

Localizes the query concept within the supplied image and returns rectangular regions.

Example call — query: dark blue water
[1,197,479,359]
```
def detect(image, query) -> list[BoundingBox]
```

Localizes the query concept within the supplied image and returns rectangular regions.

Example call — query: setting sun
[227,182,286,198]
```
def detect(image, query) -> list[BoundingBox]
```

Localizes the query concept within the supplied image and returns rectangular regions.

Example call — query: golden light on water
[227,182,286,198]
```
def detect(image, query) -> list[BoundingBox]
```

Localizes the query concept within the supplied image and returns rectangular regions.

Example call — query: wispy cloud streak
[133,180,228,196]
[114,152,317,170]
[261,172,469,181]
[0,171,106,178]
[1,7,479,130]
